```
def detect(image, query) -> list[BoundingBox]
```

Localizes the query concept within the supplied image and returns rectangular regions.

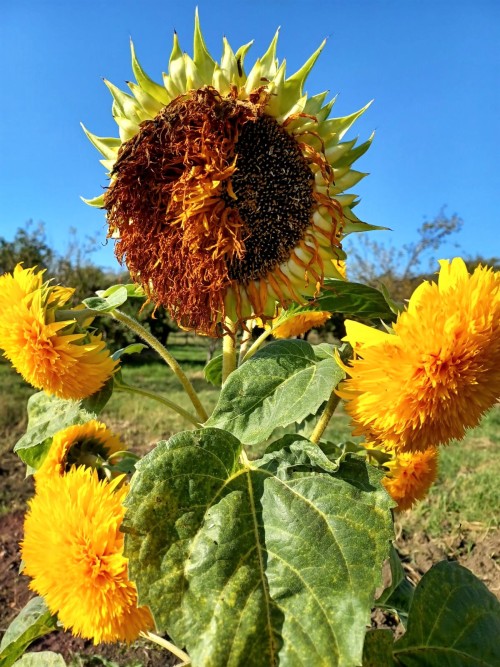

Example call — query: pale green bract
[82,10,374,238]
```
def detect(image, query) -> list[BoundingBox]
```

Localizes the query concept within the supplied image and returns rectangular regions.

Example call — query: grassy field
[1,348,499,535]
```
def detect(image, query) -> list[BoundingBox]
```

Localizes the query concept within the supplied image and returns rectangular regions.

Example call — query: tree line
[2,211,497,351]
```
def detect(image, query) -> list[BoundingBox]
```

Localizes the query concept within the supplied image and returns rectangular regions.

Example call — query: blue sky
[1,0,499,271]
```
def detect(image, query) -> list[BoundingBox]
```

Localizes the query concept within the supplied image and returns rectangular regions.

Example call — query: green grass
[402,405,500,537]
[0,363,36,435]
[1,355,499,538]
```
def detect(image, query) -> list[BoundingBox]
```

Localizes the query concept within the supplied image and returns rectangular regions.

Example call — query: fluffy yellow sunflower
[366,443,438,511]
[0,265,117,400]
[270,309,331,339]
[36,420,126,480]
[338,258,500,451]
[21,466,153,644]
[83,12,374,335]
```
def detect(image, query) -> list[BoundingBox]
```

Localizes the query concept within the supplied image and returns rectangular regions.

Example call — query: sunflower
[269,308,331,339]
[36,420,126,480]
[0,265,117,400]
[338,258,500,451]
[21,466,154,644]
[366,443,438,511]
[83,12,374,335]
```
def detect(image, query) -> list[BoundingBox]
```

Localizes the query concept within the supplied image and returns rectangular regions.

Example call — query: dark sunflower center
[65,438,110,477]
[224,115,315,282]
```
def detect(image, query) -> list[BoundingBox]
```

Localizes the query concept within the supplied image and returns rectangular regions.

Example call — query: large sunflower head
[84,12,374,335]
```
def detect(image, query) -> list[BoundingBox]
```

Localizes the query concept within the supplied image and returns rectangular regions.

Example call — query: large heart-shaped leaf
[206,340,344,445]
[123,428,394,666]
[393,561,500,666]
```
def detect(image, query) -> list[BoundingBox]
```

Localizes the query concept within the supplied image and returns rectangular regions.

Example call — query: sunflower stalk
[310,391,341,444]
[111,309,209,422]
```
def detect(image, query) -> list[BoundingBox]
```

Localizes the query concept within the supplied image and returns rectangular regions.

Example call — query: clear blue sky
[1,0,499,270]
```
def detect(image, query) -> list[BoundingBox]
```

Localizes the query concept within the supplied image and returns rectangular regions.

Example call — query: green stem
[237,326,253,366]
[310,392,341,444]
[222,319,238,383]
[114,383,201,428]
[241,327,273,363]
[111,309,208,422]
[140,631,191,663]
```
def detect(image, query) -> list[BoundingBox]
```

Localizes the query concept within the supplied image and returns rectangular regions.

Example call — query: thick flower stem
[222,319,238,383]
[114,383,201,428]
[141,631,191,664]
[241,327,273,363]
[310,392,341,444]
[111,309,209,422]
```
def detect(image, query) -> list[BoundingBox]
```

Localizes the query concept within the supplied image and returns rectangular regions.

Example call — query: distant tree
[344,207,464,301]
[0,221,54,274]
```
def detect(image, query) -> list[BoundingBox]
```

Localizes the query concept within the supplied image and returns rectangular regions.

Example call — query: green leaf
[111,343,148,361]
[12,654,66,667]
[393,561,500,666]
[206,340,344,445]
[124,429,394,666]
[375,546,414,627]
[362,630,395,666]
[317,280,397,320]
[204,354,223,387]
[13,393,97,468]
[80,376,114,415]
[262,434,342,474]
[83,285,129,312]
[98,283,145,299]
[0,597,58,667]
[376,545,407,604]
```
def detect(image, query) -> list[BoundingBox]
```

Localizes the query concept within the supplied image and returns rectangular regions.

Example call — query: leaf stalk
[111,309,208,422]
[310,392,341,444]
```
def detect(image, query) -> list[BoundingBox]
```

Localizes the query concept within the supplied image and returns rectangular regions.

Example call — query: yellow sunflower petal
[21,466,153,644]
[343,320,394,349]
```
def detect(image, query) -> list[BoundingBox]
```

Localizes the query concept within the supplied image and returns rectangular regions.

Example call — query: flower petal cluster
[338,258,500,452]
[271,310,331,339]
[366,444,438,511]
[22,466,153,644]
[84,13,374,334]
[36,420,126,480]
[0,265,117,399]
